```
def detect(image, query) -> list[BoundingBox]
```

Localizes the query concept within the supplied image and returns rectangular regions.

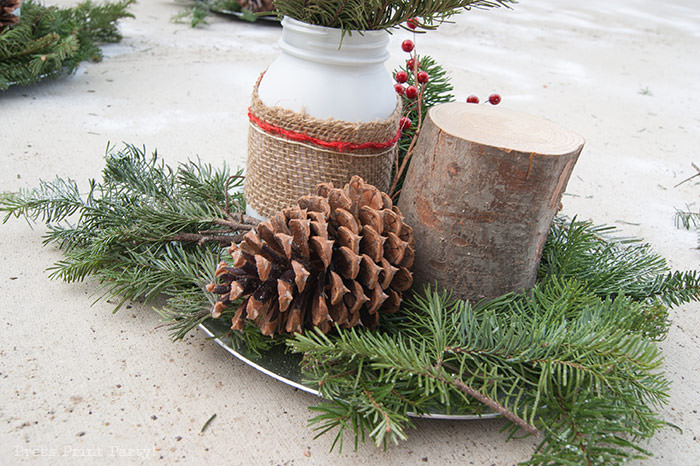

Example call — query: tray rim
[207,5,280,24]
[198,321,501,421]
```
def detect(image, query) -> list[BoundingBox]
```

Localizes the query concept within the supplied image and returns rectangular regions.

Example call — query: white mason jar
[257,16,397,122]
[247,17,399,219]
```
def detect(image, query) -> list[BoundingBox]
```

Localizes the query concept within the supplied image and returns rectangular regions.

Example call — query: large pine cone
[0,0,21,30]
[236,0,274,13]
[207,176,415,336]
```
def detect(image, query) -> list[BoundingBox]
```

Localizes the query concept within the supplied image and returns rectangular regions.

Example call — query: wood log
[397,102,584,302]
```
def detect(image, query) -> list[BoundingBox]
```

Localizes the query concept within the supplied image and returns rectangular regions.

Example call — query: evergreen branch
[524,392,664,465]
[673,163,699,247]
[640,270,700,307]
[172,0,277,27]
[539,217,699,312]
[451,378,538,436]
[273,0,515,32]
[291,279,679,461]
[674,206,700,249]
[674,207,700,230]
[155,289,212,340]
[1,176,87,223]
[0,0,134,90]
[1,144,259,344]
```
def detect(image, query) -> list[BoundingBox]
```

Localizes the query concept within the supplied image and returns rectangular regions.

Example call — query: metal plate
[4,70,65,90]
[199,319,500,420]
[207,5,280,24]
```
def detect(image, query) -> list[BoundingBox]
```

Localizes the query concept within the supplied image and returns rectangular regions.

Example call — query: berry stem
[390,80,425,198]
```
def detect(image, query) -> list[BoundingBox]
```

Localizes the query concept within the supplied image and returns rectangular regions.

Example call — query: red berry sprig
[393,35,431,108]
[465,93,502,105]
[390,32,434,198]
[407,17,418,30]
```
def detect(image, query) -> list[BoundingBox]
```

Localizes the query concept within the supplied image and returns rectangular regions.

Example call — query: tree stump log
[397,102,584,302]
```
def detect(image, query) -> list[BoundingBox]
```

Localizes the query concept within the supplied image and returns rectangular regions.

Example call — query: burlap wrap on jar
[245,77,401,219]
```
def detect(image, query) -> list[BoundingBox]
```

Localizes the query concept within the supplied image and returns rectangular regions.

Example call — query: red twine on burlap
[248,108,401,153]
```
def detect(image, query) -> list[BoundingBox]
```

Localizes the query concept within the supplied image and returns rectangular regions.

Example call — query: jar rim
[280,17,390,66]
[281,16,389,37]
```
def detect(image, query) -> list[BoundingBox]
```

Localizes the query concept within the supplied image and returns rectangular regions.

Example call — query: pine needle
[200,413,217,433]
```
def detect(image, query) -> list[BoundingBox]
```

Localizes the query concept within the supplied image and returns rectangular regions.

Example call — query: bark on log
[397,102,584,302]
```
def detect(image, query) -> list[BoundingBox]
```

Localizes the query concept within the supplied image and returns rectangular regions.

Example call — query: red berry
[395,70,408,83]
[401,39,414,53]
[466,95,479,104]
[394,83,405,95]
[416,71,429,84]
[488,93,502,105]
[407,18,418,30]
[406,58,420,70]
[405,85,418,99]
[399,116,412,131]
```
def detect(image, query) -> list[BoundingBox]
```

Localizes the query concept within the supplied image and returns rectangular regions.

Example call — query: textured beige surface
[1,1,699,464]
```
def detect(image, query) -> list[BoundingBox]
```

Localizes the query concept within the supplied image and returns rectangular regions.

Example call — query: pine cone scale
[0,0,20,31]
[236,0,274,14]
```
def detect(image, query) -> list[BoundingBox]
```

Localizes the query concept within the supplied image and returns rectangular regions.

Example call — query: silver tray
[199,319,500,420]
[3,70,66,90]
[207,5,280,24]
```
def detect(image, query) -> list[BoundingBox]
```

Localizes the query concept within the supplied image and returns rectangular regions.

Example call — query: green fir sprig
[540,217,700,336]
[391,54,454,196]
[291,271,693,462]
[0,0,134,90]
[675,207,700,233]
[273,0,514,32]
[2,145,699,464]
[1,144,267,347]
[172,0,266,28]
[676,206,700,248]
[673,163,700,247]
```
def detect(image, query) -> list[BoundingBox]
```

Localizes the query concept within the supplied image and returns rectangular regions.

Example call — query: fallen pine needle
[201,413,217,433]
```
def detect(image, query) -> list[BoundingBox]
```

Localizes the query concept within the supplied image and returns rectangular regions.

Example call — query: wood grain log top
[431,102,584,156]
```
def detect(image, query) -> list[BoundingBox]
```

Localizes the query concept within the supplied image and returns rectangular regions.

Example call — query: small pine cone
[207,176,415,336]
[236,0,274,13]
[0,0,21,30]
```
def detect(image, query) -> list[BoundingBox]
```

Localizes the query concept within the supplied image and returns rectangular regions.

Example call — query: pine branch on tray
[0,0,134,90]
[172,0,273,28]
[2,144,699,464]
[289,274,684,461]
[1,144,264,347]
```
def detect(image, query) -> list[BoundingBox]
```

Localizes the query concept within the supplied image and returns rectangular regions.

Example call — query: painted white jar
[247,17,398,219]
[257,16,397,122]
